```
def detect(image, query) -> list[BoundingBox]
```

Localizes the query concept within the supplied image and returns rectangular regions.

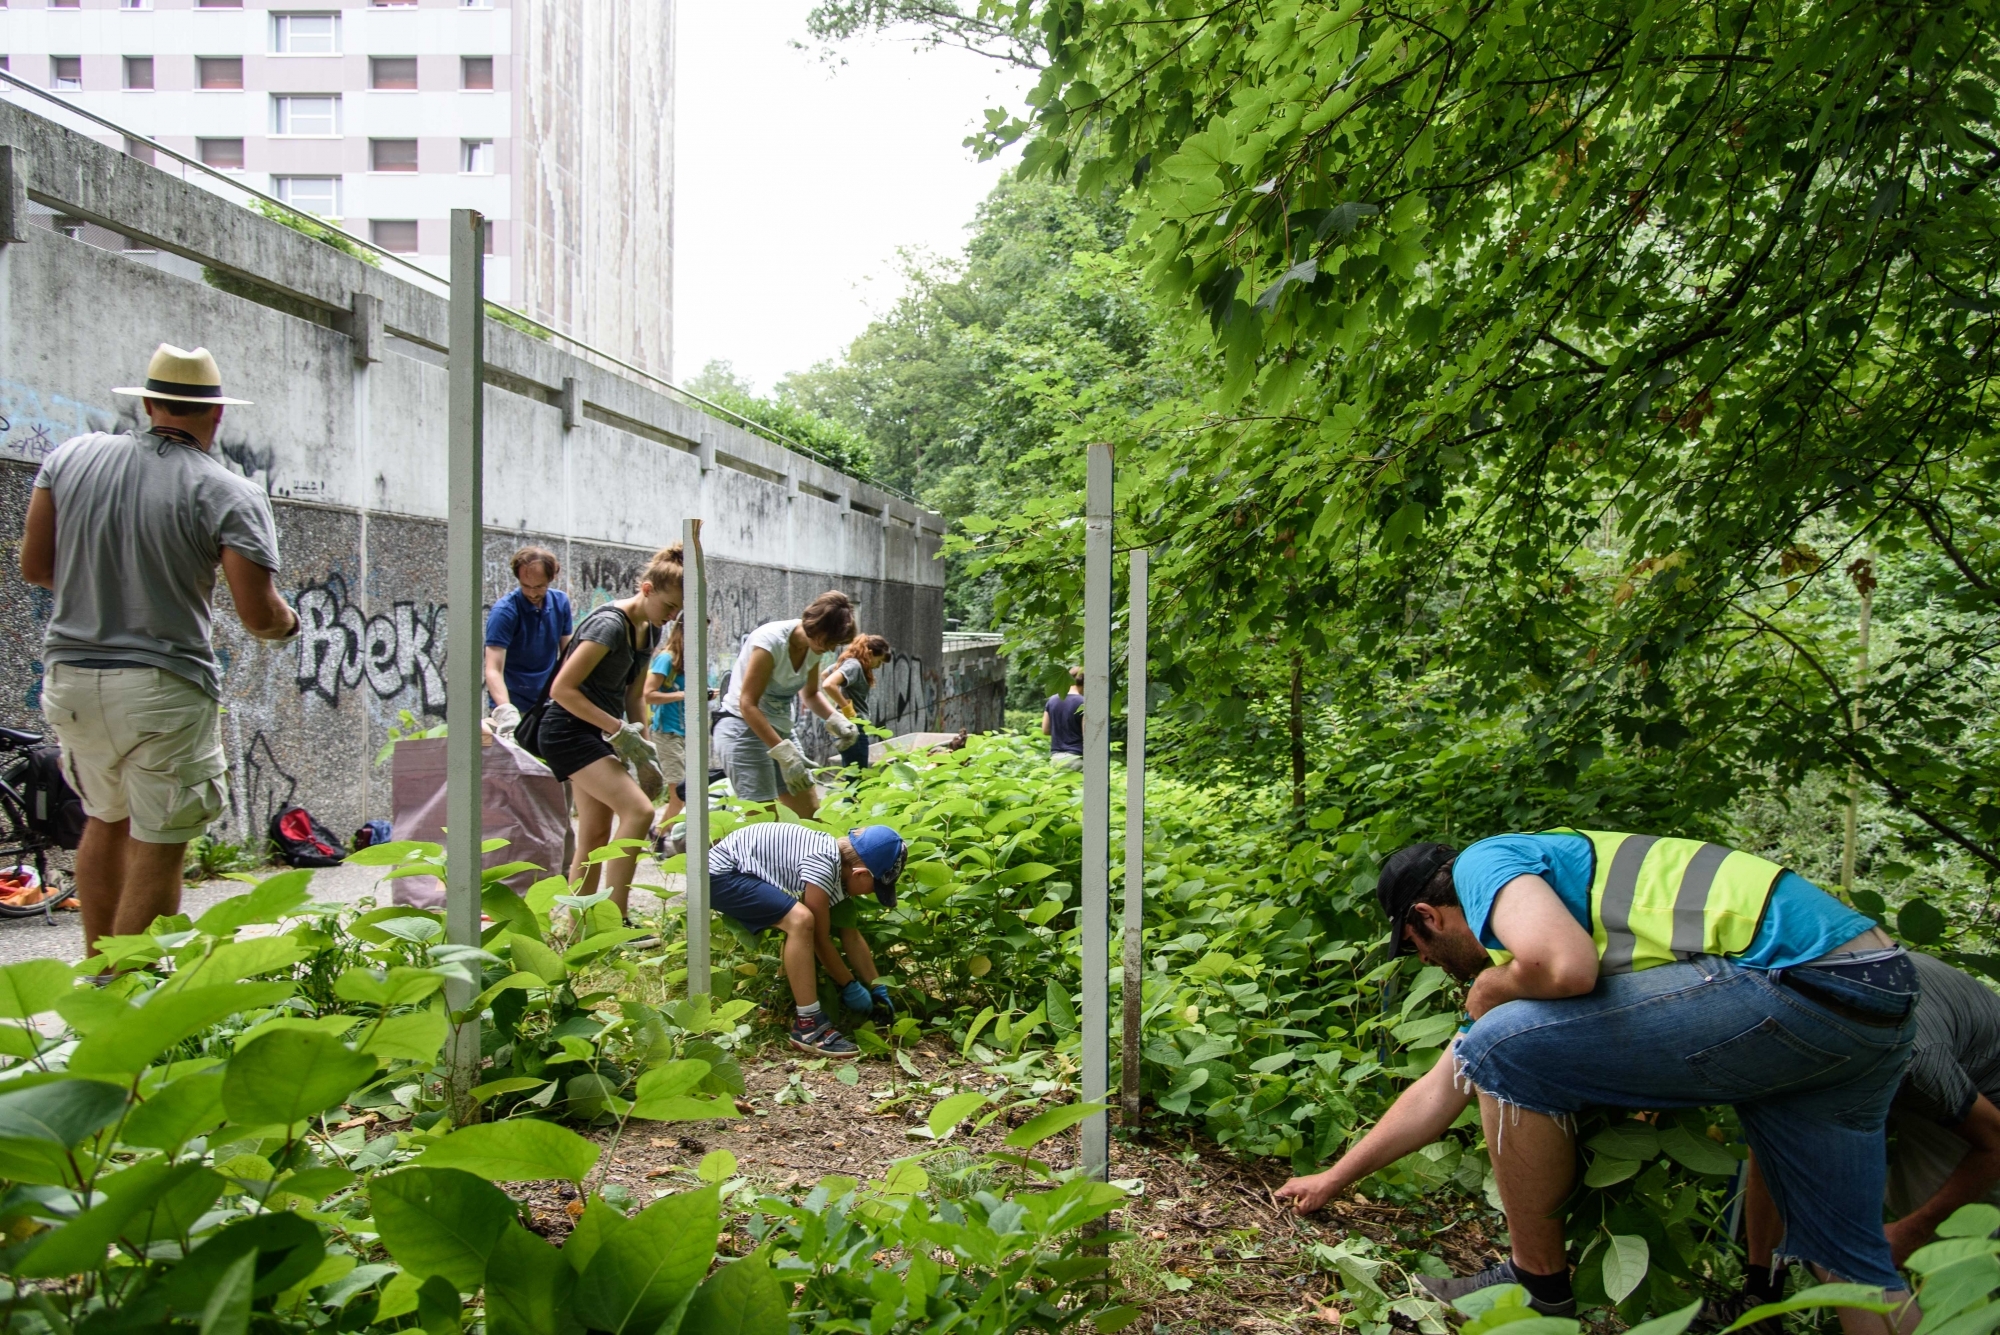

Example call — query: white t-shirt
[720,619,831,739]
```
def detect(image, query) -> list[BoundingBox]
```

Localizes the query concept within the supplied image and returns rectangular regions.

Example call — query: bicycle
[0,727,78,922]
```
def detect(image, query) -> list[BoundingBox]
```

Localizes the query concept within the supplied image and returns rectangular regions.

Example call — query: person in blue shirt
[1275,830,1919,1334]
[643,614,687,828]
[483,546,574,735]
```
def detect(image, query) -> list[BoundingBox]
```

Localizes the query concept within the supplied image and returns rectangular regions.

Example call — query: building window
[121,0,153,10]
[273,95,339,136]
[123,57,152,90]
[484,221,494,254]
[371,139,418,173]
[197,57,243,90]
[123,137,155,165]
[198,137,245,170]
[461,56,492,90]
[460,139,492,175]
[50,57,81,91]
[49,0,79,9]
[462,0,492,8]
[369,57,416,90]
[371,0,418,6]
[275,176,340,218]
[370,219,417,252]
[273,14,339,56]
[196,0,243,7]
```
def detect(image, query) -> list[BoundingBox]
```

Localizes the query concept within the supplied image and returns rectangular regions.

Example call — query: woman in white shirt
[714,590,861,817]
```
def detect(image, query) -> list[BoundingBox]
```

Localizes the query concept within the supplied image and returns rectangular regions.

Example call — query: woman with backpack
[715,591,861,818]
[537,544,682,920]
[822,634,890,769]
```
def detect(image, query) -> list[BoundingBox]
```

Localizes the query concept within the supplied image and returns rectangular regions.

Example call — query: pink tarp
[389,733,567,907]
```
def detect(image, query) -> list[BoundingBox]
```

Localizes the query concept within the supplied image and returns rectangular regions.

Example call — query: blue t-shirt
[648,648,684,736]
[1452,832,1874,971]
[484,588,573,712]
[1046,693,1084,754]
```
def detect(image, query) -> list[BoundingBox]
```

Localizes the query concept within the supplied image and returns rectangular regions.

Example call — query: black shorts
[537,704,615,782]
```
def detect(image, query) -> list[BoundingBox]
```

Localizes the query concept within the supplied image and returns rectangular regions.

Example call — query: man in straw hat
[19,345,299,955]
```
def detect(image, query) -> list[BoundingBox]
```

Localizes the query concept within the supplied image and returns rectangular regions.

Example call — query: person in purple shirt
[483,546,573,735]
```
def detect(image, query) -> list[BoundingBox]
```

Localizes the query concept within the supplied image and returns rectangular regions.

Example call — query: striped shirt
[711,823,845,906]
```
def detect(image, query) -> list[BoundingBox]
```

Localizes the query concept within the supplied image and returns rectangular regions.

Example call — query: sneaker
[789,1014,859,1057]
[619,917,663,950]
[1417,1259,1576,1317]
[1700,1289,1782,1335]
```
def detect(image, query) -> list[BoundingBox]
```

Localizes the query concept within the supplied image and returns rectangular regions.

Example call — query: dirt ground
[487,1037,1501,1331]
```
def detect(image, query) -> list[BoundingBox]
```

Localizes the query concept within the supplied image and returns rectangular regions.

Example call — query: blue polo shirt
[484,587,573,712]
[1453,832,1875,971]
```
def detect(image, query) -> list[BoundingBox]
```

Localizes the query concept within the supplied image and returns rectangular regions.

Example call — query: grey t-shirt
[836,657,871,719]
[35,430,281,699]
[720,619,831,740]
[568,603,657,720]
[1896,952,2000,1126]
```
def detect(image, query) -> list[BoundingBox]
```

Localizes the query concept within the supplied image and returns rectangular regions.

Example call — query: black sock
[1744,1264,1783,1303]
[1511,1262,1572,1306]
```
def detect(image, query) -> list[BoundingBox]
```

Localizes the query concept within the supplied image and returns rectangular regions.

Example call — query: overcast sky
[673,3,1034,394]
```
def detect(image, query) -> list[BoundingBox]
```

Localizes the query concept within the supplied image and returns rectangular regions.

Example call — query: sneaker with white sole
[1417,1259,1575,1316]
[790,1014,859,1056]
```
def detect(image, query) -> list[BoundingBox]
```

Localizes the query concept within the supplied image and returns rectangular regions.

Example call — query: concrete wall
[938,634,1006,735]
[0,99,943,842]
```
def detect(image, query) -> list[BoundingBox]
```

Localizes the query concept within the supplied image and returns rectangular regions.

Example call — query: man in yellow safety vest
[1274,831,1918,1334]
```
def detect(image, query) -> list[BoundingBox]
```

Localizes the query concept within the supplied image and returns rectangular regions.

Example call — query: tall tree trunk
[1290,648,1305,812]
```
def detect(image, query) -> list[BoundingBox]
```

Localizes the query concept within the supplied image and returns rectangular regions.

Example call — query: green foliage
[682,361,876,479]
[248,199,381,267]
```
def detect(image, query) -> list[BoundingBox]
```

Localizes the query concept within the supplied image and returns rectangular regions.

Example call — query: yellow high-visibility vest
[1482,831,1786,973]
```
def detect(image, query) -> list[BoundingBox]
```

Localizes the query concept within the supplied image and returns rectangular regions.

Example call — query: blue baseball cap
[847,825,907,908]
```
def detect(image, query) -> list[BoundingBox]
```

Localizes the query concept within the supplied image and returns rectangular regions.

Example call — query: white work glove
[490,702,522,739]
[825,712,861,749]
[768,739,813,795]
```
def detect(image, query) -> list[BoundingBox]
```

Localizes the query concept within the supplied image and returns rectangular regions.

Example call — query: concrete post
[1122,546,1147,1125]
[558,376,579,432]
[444,208,485,1122]
[349,292,382,366]
[0,146,28,246]
[1081,442,1113,1179]
[683,518,711,997]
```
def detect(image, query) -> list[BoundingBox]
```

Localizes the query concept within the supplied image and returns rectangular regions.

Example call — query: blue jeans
[1455,954,1918,1290]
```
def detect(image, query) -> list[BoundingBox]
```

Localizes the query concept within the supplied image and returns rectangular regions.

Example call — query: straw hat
[112,344,253,407]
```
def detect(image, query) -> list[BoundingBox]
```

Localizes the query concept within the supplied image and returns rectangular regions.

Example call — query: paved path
[0,859,682,967]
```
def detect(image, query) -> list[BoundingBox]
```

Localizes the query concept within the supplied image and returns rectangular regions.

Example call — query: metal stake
[1122,547,1147,1125]
[683,518,711,997]
[1081,443,1113,1179]
[444,208,484,1120]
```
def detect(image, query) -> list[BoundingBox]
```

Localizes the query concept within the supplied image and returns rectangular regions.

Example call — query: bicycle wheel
[0,788,64,920]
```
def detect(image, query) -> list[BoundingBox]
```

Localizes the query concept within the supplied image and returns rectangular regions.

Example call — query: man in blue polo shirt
[482,546,573,735]
[1275,830,1918,1333]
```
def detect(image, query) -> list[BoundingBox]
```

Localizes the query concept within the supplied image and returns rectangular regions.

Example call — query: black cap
[1377,842,1457,958]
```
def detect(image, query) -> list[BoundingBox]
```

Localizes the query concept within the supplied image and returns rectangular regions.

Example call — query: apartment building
[0,0,675,375]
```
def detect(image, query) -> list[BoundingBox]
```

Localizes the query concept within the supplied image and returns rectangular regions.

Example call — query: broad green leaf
[199,1251,256,1335]
[335,967,445,1009]
[1724,1285,1896,1330]
[627,1094,740,1123]
[634,1060,710,1104]
[346,840,441,866]
[1938,1205,2000,1240]
[563,1196,629,1275]
[1583,1155,1641,1188]
[1658,1124,1739,1175]
[370,1167,517,1291]
[222,1029,377,1127]
[0,959,74,1018]
[415,1119,601,1184]
[161,1211,325,1306]
[170,936,310,991]
[471,1076,550,1104]
[192,870,315,937]
[697,1150,737,1185]
[1625,1301,1704,1335]
[880,1158,928,1196]
[485,1223,581,1335]
[0,1076,127,1145]
[123,1070,227,1152]
[482,882,543,939]
[507,933,568,984]
[69,981,296,1075]
[1004,1101,1110,1149]
[358,1001,447,1063]
[1586,1123,1659,1161]
[927,1091,989,1140]
[1602,1233,1649,1303]
[574,1185,721,1335]
[14,1160,218,1276]
[679,1251,787,1335]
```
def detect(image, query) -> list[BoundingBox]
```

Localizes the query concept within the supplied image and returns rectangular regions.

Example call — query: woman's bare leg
[569,756,653,917]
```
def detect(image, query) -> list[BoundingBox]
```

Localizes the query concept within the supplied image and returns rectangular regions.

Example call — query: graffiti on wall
[294,572,449,716]
[235,730,300,839]
[0,379,121,462]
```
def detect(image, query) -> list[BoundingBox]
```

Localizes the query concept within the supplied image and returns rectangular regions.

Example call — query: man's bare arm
[1276,1049,1474,1212]
[1886,1095,2000,1263]
[20,488,54,589]
[484,646,511,708]
[221,548,299,640]
[1466,874,1600,1018]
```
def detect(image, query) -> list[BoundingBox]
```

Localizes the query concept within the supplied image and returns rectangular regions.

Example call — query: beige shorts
[41,663,228,843]
[651,732,686,793]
